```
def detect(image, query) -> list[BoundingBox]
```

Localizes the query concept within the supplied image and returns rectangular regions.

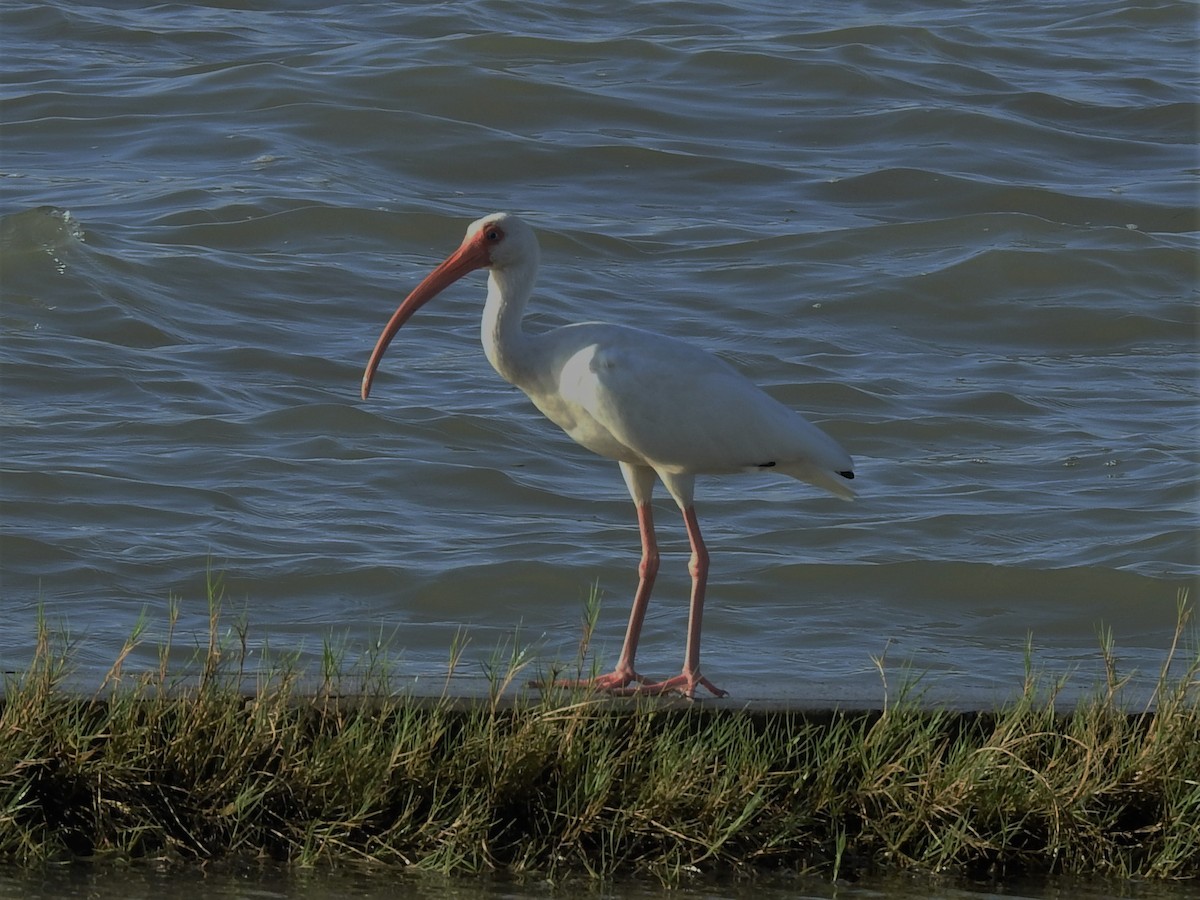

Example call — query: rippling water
[2,1,1196,702]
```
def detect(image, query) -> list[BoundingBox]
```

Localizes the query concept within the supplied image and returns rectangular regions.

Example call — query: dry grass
[1,580,1195,883]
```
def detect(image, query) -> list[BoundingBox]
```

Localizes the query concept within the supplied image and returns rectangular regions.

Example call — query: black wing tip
[840,470,855,480]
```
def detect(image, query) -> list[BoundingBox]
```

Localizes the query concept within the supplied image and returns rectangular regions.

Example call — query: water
[2,1,1197,710]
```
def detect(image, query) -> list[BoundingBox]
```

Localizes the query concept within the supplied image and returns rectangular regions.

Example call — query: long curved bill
[360,232,491,400]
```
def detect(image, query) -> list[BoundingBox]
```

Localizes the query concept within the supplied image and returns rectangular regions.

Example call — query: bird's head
[465,211,538,272]
[360,212,537,400]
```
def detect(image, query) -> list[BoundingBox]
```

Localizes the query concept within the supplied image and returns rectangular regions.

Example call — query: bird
[361,213,855,699]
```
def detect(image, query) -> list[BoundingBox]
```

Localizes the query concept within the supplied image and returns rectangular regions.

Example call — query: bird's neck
[480,262,538,387]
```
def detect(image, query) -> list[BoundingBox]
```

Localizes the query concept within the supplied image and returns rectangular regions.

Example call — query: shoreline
[2,599,1195,882]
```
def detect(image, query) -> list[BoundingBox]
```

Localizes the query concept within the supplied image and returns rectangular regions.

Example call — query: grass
[0,578,1196,884]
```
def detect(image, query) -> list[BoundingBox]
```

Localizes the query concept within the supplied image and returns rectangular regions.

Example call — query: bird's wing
[553,324,853,491]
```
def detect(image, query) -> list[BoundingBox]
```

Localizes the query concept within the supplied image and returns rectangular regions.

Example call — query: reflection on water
[1,863,1194,900]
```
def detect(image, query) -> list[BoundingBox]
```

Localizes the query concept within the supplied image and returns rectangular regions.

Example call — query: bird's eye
[485,227,503,242]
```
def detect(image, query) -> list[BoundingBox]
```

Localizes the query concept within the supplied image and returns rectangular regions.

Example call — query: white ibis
[362,213,855,699]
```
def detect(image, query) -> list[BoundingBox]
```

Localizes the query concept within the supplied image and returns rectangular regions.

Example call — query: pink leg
[627,506,727,700]
[555,501,658,691]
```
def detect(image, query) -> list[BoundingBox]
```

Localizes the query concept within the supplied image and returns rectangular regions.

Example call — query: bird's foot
[624,670,728,700]
[537,668,650,693]
[534,668,727,700]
